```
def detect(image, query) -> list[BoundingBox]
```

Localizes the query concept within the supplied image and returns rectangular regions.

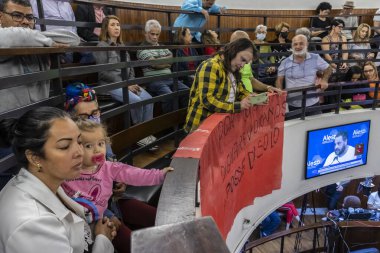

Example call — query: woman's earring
[36,163,42,172]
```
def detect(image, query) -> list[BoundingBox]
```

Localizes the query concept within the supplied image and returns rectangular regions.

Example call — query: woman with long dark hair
[0,107,116,252]
[185,38,258,132]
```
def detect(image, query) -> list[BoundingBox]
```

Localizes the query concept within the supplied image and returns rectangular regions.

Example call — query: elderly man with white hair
[137,19,189,113]
[275,34,332,117]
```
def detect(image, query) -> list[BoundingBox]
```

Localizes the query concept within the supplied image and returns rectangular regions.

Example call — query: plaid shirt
[184,54,250,132]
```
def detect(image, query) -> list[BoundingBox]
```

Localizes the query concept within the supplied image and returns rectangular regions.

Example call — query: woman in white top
[349,23,375,67]
[0,107,116,253]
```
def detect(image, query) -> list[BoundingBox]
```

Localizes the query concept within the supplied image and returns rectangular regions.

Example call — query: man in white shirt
[367,186,380,210]
[323,131,356,167]
[336,1,358,41]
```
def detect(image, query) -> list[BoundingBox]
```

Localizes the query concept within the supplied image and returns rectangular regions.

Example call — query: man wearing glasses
[275,34,332,118]
[0,0,79,114]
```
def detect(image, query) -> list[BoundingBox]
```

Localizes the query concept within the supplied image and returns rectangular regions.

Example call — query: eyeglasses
[78,108,101,119]
[364,69,374,73]
[2,11,36,23]
[337,25,344,29]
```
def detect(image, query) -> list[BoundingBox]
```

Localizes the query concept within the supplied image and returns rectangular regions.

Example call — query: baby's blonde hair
[75,118,111,145]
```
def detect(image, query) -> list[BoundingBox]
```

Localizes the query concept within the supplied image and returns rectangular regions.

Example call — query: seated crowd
[0,0,380,251]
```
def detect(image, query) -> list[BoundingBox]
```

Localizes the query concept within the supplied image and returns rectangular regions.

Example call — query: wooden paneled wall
[114,3,377,43]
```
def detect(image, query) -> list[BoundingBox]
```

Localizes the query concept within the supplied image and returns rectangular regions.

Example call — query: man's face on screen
[334,136,347,156]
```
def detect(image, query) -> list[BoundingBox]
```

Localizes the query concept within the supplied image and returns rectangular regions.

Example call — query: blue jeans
[109,88,153,125]
[325,184,343,210]
[146,79,189,113]
[261,212,281,236]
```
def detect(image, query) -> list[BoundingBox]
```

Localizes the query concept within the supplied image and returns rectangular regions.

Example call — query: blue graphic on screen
[305,121,370,179]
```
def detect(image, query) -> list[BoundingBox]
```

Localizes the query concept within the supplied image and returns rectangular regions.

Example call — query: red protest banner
[174,93,286,238]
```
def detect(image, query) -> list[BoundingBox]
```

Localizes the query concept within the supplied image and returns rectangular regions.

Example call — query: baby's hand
[110,216,122,231]
[162,167,174,175]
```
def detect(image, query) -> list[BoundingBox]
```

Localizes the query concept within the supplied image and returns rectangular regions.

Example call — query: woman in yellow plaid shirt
[184,38,258,132]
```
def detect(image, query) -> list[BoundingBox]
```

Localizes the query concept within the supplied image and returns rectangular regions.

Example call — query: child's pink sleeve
[110,162,165,186]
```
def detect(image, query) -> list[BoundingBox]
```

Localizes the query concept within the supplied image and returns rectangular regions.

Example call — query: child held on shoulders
[62,119,173,253]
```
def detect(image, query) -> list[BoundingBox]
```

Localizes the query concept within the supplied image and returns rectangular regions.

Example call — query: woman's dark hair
[221,38,258,75]
[344,65,362,82]
[331,19,345,28]
[174,27,190,44]
[0,107,69,167]
[316,2,332,13]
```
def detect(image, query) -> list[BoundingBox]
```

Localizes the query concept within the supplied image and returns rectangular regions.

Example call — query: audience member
[341,65,363,103]
[321,19,348,72]
[75,3,115,42]
[64,82,129,223]
[270,22,292,64]
[311,2,332,39]
[173,0,226,43]
[30,0,76,33]
[325,181,351,210]
[94,15,158,149]
[29,0,78,63]
[184,38,257,132]
[253,24,276,79]
[62,119,173,253]
[0,0,79,114]
[363,61,380,99]
[373,8,380,66]
[174,27,200,86]
[349,23,374,67]
[0,107,115,252]
[260,211,281,237]
[336,1,358,41]
[137,19,189,113]
[230,30,281,93]
[277,202,304,230]
[201,29,220,55]
[367,185,380,210]
[276,35,332,116]
[342,195,361,208]
[64,83,120,159]
[295,27,317,52]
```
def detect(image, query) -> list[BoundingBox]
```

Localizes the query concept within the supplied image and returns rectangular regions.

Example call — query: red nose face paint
[91,154,105,164]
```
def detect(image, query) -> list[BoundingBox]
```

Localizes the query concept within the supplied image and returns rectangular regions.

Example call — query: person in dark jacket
[75,3,115,42]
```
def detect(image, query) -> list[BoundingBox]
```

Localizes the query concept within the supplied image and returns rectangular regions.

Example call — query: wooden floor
[133,139,176,168]
[249,215,329,253]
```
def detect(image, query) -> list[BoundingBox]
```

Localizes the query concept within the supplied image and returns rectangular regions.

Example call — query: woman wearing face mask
[253,24,276,79]
[65,83,128,196]
[349,23,374,67]
[270,22,292,64]
[0,107,116,253]
[93,15,158,150]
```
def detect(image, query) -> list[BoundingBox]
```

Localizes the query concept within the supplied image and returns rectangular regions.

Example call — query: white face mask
[256,33,266,41]
[88,115,101,124]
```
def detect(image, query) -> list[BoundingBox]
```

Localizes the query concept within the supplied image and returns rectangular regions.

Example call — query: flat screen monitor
[305,120,370,179]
